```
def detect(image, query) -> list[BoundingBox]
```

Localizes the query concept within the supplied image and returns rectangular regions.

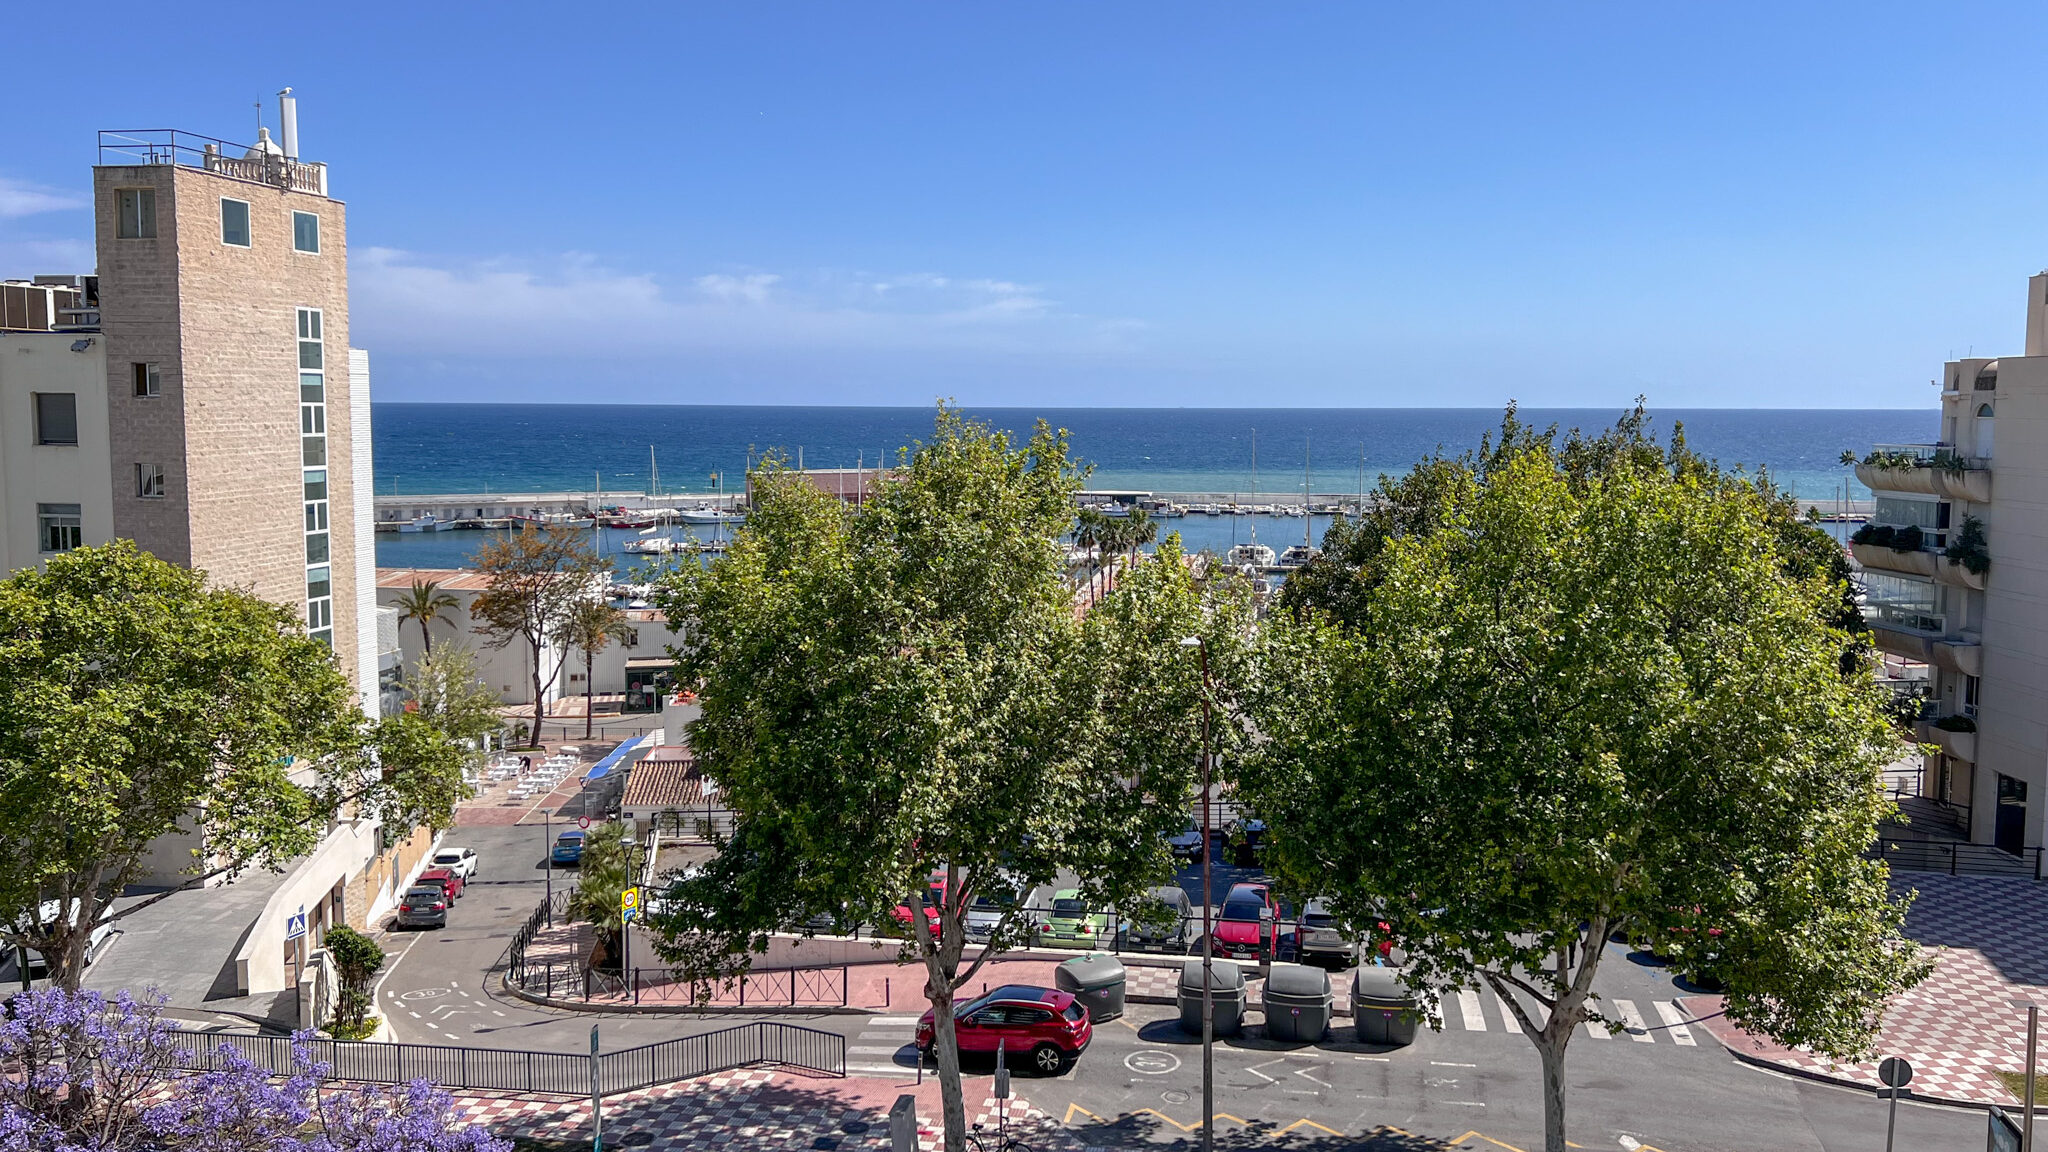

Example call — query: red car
[916,985,1092,1075]
[1212,882,1278,961]
[891,877,948,934]
[416,866,465,901]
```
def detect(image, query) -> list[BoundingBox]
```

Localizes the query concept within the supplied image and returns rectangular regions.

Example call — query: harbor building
[2,102,428,1016]
[1852,271,2048,864]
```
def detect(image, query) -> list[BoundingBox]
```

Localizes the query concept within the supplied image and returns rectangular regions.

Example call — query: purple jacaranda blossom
[1,987,508,1152]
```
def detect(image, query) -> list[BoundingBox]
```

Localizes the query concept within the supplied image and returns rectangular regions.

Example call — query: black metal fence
[169,1021,844,1096]
[1875,837,2044,880]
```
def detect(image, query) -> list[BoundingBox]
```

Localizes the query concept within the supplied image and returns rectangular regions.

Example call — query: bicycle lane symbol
[1125,1050,1181,1075]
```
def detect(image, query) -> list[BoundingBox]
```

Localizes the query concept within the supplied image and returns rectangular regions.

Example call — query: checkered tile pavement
[1693,872,2048,1105]
[449,1068,1093,1152]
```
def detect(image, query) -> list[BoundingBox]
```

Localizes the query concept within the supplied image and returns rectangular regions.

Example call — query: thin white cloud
[352,249,1140,360]
[0,176,86,219]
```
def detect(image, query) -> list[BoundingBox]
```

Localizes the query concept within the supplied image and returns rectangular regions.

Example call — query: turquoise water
[371,405,1928,569]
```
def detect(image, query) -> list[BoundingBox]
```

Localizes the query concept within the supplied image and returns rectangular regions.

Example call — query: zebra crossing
[1436,990,1698,1046]
[846,1015,924,1078]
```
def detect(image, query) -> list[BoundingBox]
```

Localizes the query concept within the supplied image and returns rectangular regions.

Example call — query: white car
[429,847,479,878]
[15,899,117,976]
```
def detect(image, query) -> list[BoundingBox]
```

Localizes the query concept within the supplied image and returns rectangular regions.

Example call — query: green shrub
[1945,516,1990,576]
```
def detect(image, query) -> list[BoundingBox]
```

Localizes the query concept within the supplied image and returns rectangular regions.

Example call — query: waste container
[1351,966,1420,1046]
[1176,958,1246,1037]
[1054,952,1128,1022]
[1261,963,1333,1042]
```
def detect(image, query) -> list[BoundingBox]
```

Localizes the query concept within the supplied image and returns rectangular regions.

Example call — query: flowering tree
[0,987,506,1152]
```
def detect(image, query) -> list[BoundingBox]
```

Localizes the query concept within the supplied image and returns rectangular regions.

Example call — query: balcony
[1914,713,1978,763]
[1853,444,1992,503]
[1849,540,1986,591]
[96,129,327,196]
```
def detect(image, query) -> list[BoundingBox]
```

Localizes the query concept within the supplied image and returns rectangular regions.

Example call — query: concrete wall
[237,818,440,995]
[1971,353,2048,849]
[0,334,112,572]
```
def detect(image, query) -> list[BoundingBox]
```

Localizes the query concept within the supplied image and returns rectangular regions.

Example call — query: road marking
[846,1063,913,1077]
[1651,1001,1697,1046]
[1062,1104,1104,1124]
[491,1010,506,1017]
[869,1016,922,1025]
[1292,1067,1333,1088]
[1442,1100,1486,1107]
[1583,1017,1611,1039]
[1430,1061,1477,1068]
[424,1021,439,1030]
[1353,1055,1391,1062]
[1613,999,1654,1043]
[1279,1119,1343,1136]
[849,1045,907,1055]
[1125,1050,1181,1075]
[1243,1067,1278,1083]
[1456,990,1486,1031]
[408,1011,420,1019]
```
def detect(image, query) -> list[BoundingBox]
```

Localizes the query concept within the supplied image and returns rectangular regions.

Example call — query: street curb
[1685,996,2010,1112]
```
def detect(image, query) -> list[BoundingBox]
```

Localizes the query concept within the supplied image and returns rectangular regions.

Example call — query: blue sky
[4,3,2042,408]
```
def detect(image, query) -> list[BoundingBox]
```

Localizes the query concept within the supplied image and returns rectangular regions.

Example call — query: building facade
[1854,271,2048,857]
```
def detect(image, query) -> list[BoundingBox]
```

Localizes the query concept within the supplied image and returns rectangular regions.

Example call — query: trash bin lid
[1180,957,1245,991]
[1263,963,1329,998]
[1351,967,1411,1001]
[1056,952,1127,990]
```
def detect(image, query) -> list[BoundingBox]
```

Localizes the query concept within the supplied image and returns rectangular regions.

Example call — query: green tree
[402,646,505,750]
[1243,409,1927,1152]
[393,578,460,657]
[324,924,385,1037]
[0,542,369,989]
[568,822,633,970]
[367,712,475,834]
[1072,505,1110,594]
[469,525,612,748]
[648,408,1249,1152]
[562,598,632,740]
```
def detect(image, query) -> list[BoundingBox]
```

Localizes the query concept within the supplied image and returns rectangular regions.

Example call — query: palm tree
[1124,507,1157,560]
[394,579,460,657]
[1073,507,1109,593]
[564,597,633,739]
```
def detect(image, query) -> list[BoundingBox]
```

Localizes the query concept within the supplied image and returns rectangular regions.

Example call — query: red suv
[1212,882,1278,961]
[891,876,947,935]
[417,866,465,902]
[915,984,1092,1075]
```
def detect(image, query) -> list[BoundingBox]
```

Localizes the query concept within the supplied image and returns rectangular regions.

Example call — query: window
[37,504,82,553]
[298,309,323,370]
[300,373,324,403]
[136,463,166,498]
[220,198,251,247]
[307,566,331,600]
[34,393,78,445]
[305,501,329,532]
[293,211,320,254]
[302,436,326,466]
[306,532,329,564]
[116,189,156,238]
[1964,675,1981,718]
[307,598,332,630]
[304,470,328,501]
[1862,572,1941,633]
[301,405,325,435]
[132,362,161,398]
[1977,403,1996,461]
[1872,496,1941,531]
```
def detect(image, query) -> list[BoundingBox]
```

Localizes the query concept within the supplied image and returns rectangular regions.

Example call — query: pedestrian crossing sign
[620,887,640,922]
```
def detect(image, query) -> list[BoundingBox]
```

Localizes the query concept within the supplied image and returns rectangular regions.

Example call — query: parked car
[1127,885,1196,951]
[1298,899,1354,964]
[1042,889,1118,949]
[1212,882,1278,961]
[891,876,948,935]
[915,984,1093,1075]
[1167,820,1207,861]
[396,885,449,929]
[551,830,586,866]
[429,846,479,878]
[965,892,1012,943]
[15,900,117,976]
[1223,816,1268,866]
[416,866,465,902]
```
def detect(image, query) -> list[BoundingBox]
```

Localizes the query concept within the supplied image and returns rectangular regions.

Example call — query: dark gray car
[396,885,449,929]
[1128,885,1196,950]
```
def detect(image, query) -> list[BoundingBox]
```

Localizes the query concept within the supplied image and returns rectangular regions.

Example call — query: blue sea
[371,405,1933,570]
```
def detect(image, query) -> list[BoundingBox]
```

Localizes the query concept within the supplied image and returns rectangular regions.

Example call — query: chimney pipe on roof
[278,88,299,159]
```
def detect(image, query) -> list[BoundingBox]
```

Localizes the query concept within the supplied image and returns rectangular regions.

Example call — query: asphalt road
[375,824,1991,1151]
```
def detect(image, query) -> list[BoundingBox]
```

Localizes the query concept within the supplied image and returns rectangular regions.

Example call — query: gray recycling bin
[1054,952,1128,1021]
[1261,963,1333,1042]
[1352,966,1420,1046]
[1176,958,1246,1037]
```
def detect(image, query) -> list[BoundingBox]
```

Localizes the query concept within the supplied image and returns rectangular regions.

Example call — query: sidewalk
[1691,872,2048,1106]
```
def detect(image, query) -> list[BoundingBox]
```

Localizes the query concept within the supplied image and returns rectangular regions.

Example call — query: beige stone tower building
[93,125,356,684]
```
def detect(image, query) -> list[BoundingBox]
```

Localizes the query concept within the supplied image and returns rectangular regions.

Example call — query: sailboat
[1226,430,1276,569]
[1278,436,1320,568]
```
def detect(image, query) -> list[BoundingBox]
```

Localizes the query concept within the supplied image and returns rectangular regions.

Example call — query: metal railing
[97,129,326,193]
[169,1021,843,1096]
[1874,837,2044,880]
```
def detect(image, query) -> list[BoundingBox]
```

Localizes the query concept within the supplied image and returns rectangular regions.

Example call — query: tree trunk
[531,637,547,749]
[420,618,434,658]
[1537,1028,1569,1152]
[917,877,970,1152]
[585,648,596,740]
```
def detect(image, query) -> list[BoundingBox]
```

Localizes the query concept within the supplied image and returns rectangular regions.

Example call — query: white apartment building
[1854,271,2048,860]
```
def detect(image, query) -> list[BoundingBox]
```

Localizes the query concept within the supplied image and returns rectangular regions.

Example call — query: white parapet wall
[236,818,438,996]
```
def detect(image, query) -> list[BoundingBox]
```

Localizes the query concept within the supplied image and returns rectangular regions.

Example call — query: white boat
[622,536,679,554]
[1227,542,1276,567]
[1277,544,1318,568]
[677,508,742,524]
[398,514,454,533]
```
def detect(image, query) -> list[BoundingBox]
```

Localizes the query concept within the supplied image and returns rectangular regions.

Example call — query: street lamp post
[544,808,554,927]
[620,831,638,979]
[1180,635,1216,1152]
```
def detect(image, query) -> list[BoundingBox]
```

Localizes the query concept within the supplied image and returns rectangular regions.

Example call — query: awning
[584,734,647,781]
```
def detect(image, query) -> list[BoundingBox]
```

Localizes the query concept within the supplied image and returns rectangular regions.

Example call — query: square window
[306,532,330,564]
[307,565,332,600]
[132,362,161,398]
[308,598,332,629]
[136,463,166,498]
[220,198,251,247]
[37,503,82,553]
[293,211,320,254]
[310,629,333,647]
[300,373,324,403]
[297,309,321,340]
[303,470,328,501]
[302,436,326,467]
[301,405,325,435]
[34,393,78,445]
[305,502,328,531]
[117,189,156,238]
[299,341,322,370]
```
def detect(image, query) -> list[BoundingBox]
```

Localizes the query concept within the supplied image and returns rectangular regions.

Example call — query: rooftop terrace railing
[97,129,326,194]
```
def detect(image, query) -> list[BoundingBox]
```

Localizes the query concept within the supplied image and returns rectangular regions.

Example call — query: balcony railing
[97,129,327,195]
[1865,604,1944,634]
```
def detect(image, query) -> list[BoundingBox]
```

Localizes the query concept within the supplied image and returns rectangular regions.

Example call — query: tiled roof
[622,758,704,809]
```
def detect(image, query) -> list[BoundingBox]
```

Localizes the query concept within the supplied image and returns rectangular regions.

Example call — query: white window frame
[132,362,162,398]
[37,503,83,554]
[116,188,156,239]
[298,307,331,645]
[220,197,253,248]
[292,210,320,254]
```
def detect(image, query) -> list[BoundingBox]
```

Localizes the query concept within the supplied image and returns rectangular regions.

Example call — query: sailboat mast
[1305,435,1312,549]
[1249,429,1258,547]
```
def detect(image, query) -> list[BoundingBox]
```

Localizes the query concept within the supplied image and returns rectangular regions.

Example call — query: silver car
[1127,885,1195,951]
[1298,899,1354,964]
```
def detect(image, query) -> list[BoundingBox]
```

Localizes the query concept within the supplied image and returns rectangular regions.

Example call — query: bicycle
[966,1124,1033,1152]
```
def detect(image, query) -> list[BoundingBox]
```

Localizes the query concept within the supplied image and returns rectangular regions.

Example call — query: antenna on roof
[255,100,263,137]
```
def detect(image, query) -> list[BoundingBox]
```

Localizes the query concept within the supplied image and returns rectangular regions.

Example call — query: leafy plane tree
[1246,409,1927,1152]
[469,524,612,748]
[648,408,1248,1152]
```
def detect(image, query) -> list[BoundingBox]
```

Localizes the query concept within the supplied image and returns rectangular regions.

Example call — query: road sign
[1879,1057,1913,1088]
[579,815,592,830]
[284,906,308,942]
[620,887,640,922]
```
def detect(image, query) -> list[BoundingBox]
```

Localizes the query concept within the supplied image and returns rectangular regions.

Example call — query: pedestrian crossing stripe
[1431,995,1698,1045]
[1650,1000,1698,1046]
